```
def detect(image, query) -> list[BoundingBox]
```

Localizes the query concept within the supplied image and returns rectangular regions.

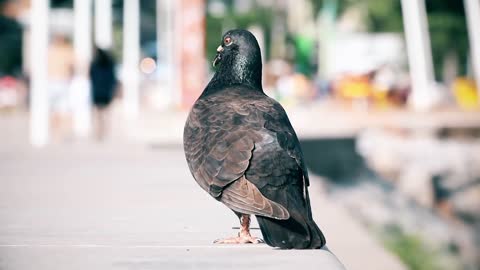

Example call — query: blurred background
[0,0,479,269]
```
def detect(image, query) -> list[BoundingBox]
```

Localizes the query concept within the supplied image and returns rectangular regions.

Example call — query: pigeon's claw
[213,214,264,244]
[214,235,264,244]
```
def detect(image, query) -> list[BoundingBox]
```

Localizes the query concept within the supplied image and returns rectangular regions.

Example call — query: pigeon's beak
[213,45,224,67]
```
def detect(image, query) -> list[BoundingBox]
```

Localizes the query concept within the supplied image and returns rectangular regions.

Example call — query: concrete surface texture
[0,114,405,270]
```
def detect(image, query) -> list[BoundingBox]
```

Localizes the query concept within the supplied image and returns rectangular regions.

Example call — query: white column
[464,0,480,98]
[123,0,140,118]
[95,0,113,49]
[73,0,93,137]
[29,0,50,147]
[400,0,435,110]
[74,0,93,72]
[157,0,175,108]
[173,0,182,107]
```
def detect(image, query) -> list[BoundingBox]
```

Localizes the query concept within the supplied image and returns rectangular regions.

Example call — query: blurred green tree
[426,1,469,81]
[311,0,469,81]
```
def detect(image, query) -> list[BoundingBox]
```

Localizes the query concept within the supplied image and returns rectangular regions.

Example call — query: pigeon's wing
[183,93,289,220]
[237,97,326,249]
[248,99,309,183]
[244,98,314,219]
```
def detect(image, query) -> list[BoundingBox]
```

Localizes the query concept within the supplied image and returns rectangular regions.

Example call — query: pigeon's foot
[213,234,264,244]
[213,214,264,244]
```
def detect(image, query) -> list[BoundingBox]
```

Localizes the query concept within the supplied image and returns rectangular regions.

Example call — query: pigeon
[183,29,326,249]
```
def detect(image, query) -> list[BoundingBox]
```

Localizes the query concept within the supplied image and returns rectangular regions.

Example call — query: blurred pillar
[287,0,316,36]
[29,0,50,147]
[94,0,113,49]
[73,0,93,137]
[400,0,435,110]
[157,0,176,108]
[317,0,337,78]
[248,25,265,64]
[123,0,140,118]
[464,0,480,98]
[270,6,287,60]
[176,0,206,109]
[74,0,93,72]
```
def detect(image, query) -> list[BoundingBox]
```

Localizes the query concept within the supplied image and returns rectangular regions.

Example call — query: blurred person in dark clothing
[89,47,117,141]
[0,0,22,77]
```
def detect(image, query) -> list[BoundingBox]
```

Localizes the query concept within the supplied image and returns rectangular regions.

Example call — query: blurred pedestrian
[48,35,74,141]
[89,48,117,141]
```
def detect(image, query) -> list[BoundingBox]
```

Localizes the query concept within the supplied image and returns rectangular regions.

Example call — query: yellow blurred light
[140,57,157,74]
[452,78,479,110]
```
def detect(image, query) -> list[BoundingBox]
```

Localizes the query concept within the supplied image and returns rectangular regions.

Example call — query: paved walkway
[0,113,405,270]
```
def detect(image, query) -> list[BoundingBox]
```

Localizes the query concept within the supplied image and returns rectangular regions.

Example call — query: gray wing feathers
[221,177,289,220]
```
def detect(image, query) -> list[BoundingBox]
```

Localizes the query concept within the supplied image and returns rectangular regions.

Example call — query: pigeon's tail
[255,184,326,249]
[256,212,325,249]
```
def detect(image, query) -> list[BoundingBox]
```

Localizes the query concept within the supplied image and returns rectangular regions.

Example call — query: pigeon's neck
[203,54,262,96]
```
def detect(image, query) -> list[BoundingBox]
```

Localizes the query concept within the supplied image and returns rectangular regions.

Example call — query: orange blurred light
[140,57,157,74]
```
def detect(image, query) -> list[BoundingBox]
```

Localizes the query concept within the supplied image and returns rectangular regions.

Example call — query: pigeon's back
[184,86,272,194]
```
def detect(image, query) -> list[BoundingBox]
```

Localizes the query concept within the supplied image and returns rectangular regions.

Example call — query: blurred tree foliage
[426,1,469,80]
[358,0,468,80]
[314,0,469,80]
[50,0,72,8]
[362,0,404,32]
[207,0,469,81]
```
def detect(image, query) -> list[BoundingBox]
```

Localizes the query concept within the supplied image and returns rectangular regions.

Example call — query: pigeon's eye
[224,37,232,46]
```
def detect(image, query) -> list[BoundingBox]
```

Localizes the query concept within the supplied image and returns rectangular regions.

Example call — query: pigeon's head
[204,29,263,93]
[212,29,261,69]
